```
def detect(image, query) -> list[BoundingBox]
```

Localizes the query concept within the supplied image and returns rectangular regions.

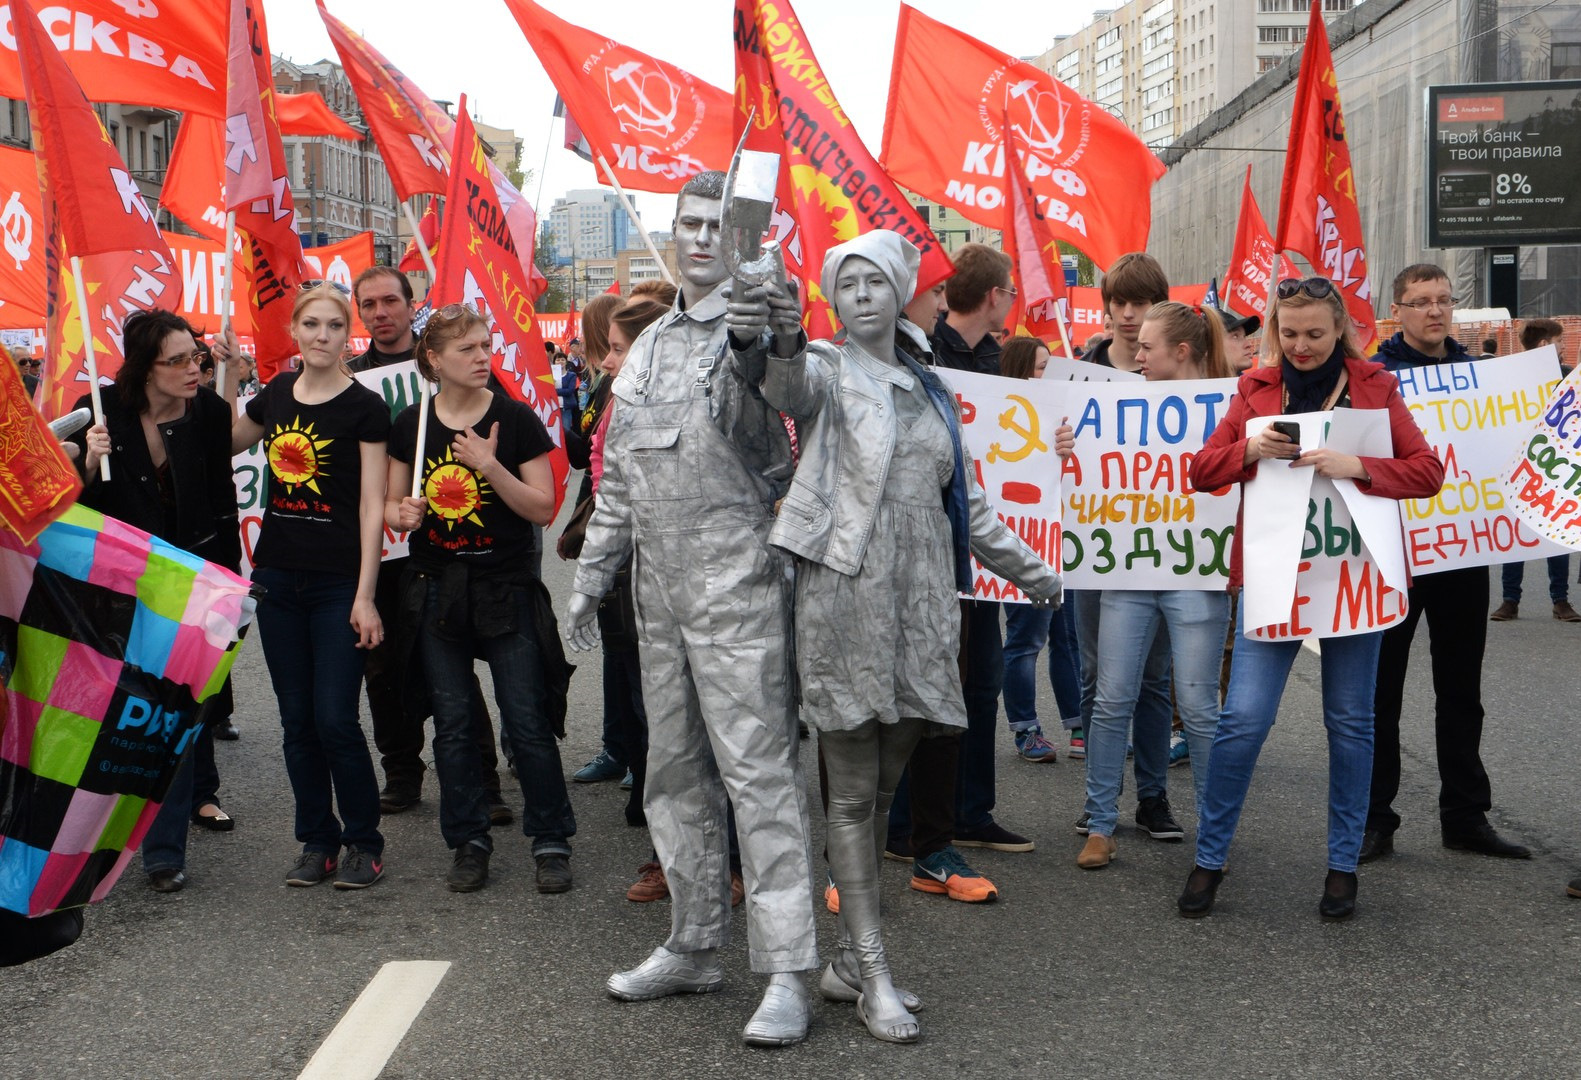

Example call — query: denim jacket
[762,330,1061,602]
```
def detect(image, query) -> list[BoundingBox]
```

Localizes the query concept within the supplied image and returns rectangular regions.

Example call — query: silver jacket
[761,333,1062,603]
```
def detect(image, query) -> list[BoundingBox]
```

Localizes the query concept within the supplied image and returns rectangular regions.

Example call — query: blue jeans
[957,600,1002,832]
[1084,589,1230,835]
[253,567,383,856]
[1002,602,1083,734]
[417,577,574,856]
[1501,555,1570,604]
[141,750,194,875]
[1195,606,1381,873]
[1071,589,1172,798]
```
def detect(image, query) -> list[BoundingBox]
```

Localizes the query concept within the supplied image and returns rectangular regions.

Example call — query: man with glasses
[15,351,39,398]
[1362,263,1530,863]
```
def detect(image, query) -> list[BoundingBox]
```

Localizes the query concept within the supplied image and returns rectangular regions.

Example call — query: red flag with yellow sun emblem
[732,0,950,339]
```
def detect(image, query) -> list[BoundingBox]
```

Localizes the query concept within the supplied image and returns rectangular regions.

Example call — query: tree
[535,224,569,312]
[1059,242,1097,287]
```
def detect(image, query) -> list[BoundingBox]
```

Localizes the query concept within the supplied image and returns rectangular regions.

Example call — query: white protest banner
[937,368,1064,604]
[1502,360,1581,549]
[1060,377,1241,590]
[1242,410,1409,641]
[1398,348,1568,573]
[1043,355,1143,383]
[233,361,420,573]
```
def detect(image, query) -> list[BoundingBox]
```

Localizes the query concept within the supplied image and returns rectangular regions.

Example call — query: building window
[1142,52,1175,78]
[1258,26,1306,44]
[1143,0,1173,23]
[1555,43,1581,79]
[1096,77,1124,99]
[1056,51,1080,74]
[1096,27,1121,50]
[1258,55,1283,73]
[1142,107,1173,132]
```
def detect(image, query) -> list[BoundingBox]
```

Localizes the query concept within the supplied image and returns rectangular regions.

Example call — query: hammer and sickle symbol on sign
[2,192,33,271]
[986,394,1046,464]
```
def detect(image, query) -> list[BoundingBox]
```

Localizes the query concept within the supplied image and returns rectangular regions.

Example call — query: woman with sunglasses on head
[71,309,241,894]
[386,304,575,896]
[1179,277,1443,922]
[227,283,391,891]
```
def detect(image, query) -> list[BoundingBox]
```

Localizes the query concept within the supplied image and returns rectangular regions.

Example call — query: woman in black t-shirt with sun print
[387,303,575,896]
[230,283,391,892]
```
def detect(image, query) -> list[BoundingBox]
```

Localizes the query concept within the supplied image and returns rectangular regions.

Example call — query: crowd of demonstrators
[1492,318,1578,623]
[70,310,242,893]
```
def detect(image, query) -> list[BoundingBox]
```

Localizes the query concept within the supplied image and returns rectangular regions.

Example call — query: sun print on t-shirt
[423,446,491,529]
[268,417,331,493]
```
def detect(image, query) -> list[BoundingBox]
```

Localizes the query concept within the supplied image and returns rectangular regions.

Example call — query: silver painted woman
[760,232,1062,1042]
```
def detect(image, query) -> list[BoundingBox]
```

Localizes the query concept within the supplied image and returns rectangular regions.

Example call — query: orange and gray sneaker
[626,861,668,902]
[910,845,999,903]
[824,872,840,914]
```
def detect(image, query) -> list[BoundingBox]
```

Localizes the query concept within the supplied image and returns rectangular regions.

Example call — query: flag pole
[595,151,676,287]
[401,197,436,500]
[400,199,439,283]
[218,210,237,409]
[70,255,110,481]
[1053,302,1076,359]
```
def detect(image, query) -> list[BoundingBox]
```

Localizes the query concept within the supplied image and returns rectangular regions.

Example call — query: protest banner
[1065,285,1211,348]
[1502,360,1581,550]
[936,368,1064,603]
[1060,377,1240,590]
[1242,410,1410,640]
[0,505,253,916]
[1398,348,1569,573]
[232,360,417,574]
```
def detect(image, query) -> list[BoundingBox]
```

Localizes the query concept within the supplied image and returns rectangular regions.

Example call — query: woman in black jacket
[73,309,241,893]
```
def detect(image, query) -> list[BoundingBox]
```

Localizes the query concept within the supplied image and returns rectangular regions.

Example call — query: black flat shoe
[148,868,187,893]
[1357,829,1393,863]
[1443,822,1530,859]
[1319,870,1357,921]
[191,804,235,832]
[1178,866,1224,918]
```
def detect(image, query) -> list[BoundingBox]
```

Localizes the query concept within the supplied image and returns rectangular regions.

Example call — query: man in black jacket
[349,267,507,821]
[1363,263,1529,863]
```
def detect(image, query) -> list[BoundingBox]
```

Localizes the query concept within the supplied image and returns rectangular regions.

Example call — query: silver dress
[795,372,966,731]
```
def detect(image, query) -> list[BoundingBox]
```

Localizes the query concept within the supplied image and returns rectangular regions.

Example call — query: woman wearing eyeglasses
[71,309,242,894]
[1179,277,1444,922]
[229,283,391,891]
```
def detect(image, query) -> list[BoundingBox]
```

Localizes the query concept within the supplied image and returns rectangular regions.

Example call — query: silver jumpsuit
[573,284,817,974]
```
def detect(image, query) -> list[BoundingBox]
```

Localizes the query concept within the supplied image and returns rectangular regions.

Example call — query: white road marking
[298,960,451,1080]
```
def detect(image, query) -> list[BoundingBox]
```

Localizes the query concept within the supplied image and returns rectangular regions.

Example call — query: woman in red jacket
[1179,278,1444,922]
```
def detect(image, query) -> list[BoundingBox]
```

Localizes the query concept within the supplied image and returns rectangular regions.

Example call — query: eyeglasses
[1275,277,1337,301]
[153,351,204,368]
[17,358,40,369]
[996,284,1019,298]
[300,279,352,296]
[1396,296,1459,312]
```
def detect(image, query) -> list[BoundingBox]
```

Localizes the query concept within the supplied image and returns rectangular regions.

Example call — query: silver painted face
[833,257,898,346]
[674,194,727,293]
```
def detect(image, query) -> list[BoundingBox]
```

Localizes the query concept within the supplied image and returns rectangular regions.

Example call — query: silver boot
[607,946,724,1001]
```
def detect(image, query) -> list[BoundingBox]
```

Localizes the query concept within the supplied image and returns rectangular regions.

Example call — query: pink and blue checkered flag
[0,505,254,917]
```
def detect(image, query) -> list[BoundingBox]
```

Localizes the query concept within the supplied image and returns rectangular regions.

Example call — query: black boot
[1318,870,1358,921]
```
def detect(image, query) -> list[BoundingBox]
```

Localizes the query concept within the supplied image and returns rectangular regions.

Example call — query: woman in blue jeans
[1071,303,1234,870]
[231,284,390,890]
[388,304,574,896]
[997,338,1083,763]
[1181,278,1444,921]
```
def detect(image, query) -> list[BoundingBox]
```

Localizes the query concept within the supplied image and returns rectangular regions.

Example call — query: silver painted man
[564,171,817,1047]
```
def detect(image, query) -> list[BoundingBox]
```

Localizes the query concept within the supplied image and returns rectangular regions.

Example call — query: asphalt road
[4,494,1580,1079]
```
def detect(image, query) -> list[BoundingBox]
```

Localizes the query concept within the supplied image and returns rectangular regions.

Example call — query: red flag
[14,0,179,419]
[1273,1,1376,352]
[398,196,441,273]
[604,281,621,296]
[1222,165,1301,324]
[882,5,1165,271]
[506,0,730,192]
[1001,110,1071,352]
[432,101,568,512]
[0,1,227,119]
[733,0,950,340]
[0,145,47,330]
[224,0,307,381]
[0,340,80,542]
[318,0,450,200]
[277,92,360,141]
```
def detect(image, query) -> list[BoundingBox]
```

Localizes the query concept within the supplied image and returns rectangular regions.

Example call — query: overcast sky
[270,1,1090,228]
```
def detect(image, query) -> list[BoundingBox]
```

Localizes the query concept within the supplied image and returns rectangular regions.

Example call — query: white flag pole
[70,254,110,481]
[595,151,676,287]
